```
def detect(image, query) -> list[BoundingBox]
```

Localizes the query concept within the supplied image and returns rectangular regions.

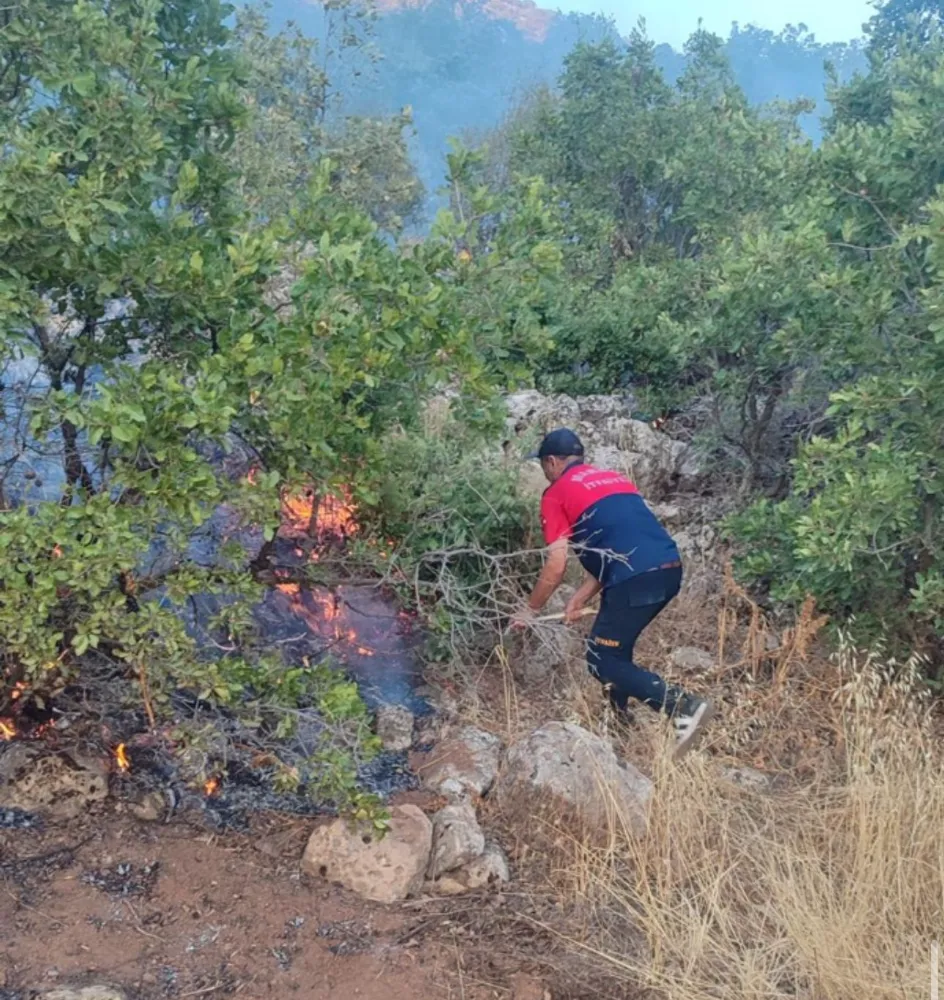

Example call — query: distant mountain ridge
[372,0,557,41]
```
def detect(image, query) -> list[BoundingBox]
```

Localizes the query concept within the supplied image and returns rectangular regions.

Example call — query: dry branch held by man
[512,428,713,757]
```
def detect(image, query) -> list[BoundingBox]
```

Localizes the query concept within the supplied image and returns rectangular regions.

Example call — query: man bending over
[513,428,713,757]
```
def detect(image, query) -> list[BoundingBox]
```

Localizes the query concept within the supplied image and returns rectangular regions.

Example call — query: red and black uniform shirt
[540,463,680,589]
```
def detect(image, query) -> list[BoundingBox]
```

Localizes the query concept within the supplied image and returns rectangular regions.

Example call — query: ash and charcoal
[357,751,418,798]
[82,860,160,898]
[316,919,375,957]
[0,807,40,830]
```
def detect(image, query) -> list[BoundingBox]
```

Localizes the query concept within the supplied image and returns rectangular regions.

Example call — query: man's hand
[563,592,587,624]
[510,606,536,631]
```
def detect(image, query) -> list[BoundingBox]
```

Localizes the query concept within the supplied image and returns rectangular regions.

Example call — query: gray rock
[420,727,502,799]
[668,647,715,674]
[463,841,510,888]
[129,791,166,823]
[496,722,652,835]
[430,841,510,895]
[301,804,432,904]
[375,704,415,752]
[427,800,485,879]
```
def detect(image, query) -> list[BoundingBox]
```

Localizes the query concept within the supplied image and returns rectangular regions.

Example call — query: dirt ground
[0,802,486,1000]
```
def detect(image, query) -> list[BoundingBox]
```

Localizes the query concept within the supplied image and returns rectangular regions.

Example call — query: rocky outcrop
[504,391,702,500]
[301,804,432,903]
[495,722,652,835]
[419,726,502,800]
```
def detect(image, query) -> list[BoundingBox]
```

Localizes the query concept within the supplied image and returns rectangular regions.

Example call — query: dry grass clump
[558,638,943,1000]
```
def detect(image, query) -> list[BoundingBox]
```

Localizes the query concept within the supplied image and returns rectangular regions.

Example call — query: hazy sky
[558,0,875,47]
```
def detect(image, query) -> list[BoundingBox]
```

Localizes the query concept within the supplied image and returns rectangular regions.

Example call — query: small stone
[375,704,415,753]
[129,791,165,823]
[720,766,777,793]
[427,801,485,879]
[463,842,510,888]
[668,647,714,673]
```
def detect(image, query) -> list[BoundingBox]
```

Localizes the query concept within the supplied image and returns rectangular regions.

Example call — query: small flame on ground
[115,743,131,772]
[280,487,357,541]
[52,544,63,559]
[204,777,220,797]
[0,719,15,741]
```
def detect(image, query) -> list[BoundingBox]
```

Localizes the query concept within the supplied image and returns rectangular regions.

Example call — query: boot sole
[673,700,715,760]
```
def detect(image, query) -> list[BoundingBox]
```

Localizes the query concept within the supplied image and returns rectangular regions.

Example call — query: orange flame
[115,743,131,772]
[280,487,357,541]
[204,777,220,797]
[52,544,63,559]
[0,719,15,741]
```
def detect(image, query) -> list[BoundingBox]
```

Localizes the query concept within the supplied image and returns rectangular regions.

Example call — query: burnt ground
[0,800,493,1000]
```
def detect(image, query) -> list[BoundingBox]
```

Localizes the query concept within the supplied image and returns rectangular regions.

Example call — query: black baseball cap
[526,428,585,461]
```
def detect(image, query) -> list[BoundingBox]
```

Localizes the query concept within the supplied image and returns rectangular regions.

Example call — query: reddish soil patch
[0,806,476,1000]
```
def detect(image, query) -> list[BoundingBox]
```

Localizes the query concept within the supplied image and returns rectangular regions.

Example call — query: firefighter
[512,428,713,757]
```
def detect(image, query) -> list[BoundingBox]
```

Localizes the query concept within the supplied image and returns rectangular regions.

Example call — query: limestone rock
[668,647,714,674]
[427,801,485,879]
[420,727,502,799]
[301,804,432,904]
[496,722,652,835]
[0,744,108,820]
[129,791,166,823]
[503,391,702,501]
[430,841,510,895]
[375,704,415,752]
[463,841,510,888]
[40,989,127,1000]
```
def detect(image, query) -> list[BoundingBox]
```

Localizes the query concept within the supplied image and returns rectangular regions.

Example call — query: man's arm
[525,537,569,612]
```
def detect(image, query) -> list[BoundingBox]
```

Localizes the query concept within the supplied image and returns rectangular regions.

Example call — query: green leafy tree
[229,4,422,230]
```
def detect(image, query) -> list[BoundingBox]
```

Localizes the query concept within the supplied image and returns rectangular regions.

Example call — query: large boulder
[496,722,652,836]
[427,800,485,879]
[301,804,432,904]
[419,727,502,800]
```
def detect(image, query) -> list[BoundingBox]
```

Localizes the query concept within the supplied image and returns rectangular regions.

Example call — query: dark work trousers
[587,566,683,715]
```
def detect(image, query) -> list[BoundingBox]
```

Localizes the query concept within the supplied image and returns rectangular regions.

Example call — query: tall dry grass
[557,638,944,1000]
